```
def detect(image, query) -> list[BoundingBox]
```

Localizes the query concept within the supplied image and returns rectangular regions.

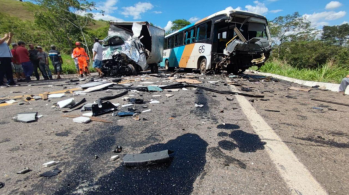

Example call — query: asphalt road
[0,71,348,195]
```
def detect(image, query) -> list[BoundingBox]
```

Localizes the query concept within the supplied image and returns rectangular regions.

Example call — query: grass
[51,54,95,74]
[253,59,348,84]
[0,0,36,20]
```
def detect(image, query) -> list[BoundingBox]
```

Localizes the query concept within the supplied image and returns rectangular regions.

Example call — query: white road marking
[228,82,328,195]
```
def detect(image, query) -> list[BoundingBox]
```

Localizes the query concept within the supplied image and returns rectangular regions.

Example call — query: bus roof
[165,9,267,38]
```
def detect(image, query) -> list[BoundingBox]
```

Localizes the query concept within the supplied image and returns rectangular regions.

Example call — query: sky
[88,0,348,31]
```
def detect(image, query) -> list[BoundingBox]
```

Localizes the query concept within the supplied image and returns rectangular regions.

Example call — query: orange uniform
[73,47,89,75]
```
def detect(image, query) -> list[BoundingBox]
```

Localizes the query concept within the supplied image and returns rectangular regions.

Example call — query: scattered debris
[260,99,270,101]
[48,94,65,98]
[17,168,32,174]
[129,98,144,104]
[84,83,114,93]
[0,182,4,189]
[123,150,174,167]
[111,155,120,161]
[312,85,320,88]
[115,112,134,117]
[226,97,234,101]
[133,114,140,121]
[182,88,188,91]
[113,146,123,153]
[57,98,75,108]
[289,87,311,92]
[92,101,117,116]
[73,117,91,123]
[265,110,280,112]
[147,86,163,92]
[176,79,202,84]
[195,104,204,108]
[95,155,99,159]
[82,112,93,117]
[311,98,349,107]
[122,104,133,107]
[241,87,252,92]
[39,169,61,178]
[152,95,161,97]
[208,81,219,84]
[80,81,108,89]
[62,115,112,123]
[13,112,38,123]
[150,100,160,104]
[285,95,297,99]
[43,161,60,167]
[142,109,151,113]
[165,94,174,98]
[73,91,87,96]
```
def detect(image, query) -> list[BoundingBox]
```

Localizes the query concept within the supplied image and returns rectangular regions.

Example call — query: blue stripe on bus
[160,45,186,68]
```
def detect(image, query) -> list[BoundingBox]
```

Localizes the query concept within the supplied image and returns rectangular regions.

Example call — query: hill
[0,0,107,29]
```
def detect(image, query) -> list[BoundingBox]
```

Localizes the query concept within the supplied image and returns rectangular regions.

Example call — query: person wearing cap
[0,32,16,86]
[92,38,104,77]
[29,44,43,80]
[11,43,25,82]
[37,46,51,80]
[73,42,90,78]
[16,41,33,82]
[49,45,63,79]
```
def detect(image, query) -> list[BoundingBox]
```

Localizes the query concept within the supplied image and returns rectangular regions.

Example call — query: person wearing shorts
[92,38,104,77]
[11,43,25,81]
[48,45,63,79]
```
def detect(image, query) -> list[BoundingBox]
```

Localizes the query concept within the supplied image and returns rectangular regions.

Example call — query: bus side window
[168,36,174,48]
[164,38,168,49]
[185,31,190,45]
[174,35,178,47]
[178,32,184,46]
[190,28,196,43]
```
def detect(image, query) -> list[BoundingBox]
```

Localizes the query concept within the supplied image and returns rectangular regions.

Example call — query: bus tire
[150,64,159,73]
[199,58,207,74]
[165,60,174,71]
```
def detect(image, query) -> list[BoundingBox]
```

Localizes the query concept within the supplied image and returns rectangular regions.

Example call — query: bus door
[179,28,196,68]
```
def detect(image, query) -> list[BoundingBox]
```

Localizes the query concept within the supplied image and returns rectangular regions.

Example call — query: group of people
[0,33,63,85]
[0,32,104,86]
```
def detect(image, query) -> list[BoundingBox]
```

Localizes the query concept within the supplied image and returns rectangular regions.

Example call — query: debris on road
[0,182,4,189]
[150,99,160,104]
[133,114,140,121]
[195,104,204,108]
[73,116,91,123]
[13,112,38,123]
[147,86,163,92]
[113,146,122,153]
[265,110,280,112]
[84,83,114,93]
[289,87,311,92]
[123,150,174,167]
[57,98,75,108]
[39,169,61,178]
[62,115,112,123]
[311,98,349,107]
[17,168,32,174]
[226,97,234,101]
[176,79,202,84]
[115,112,134,117]
[92,101,117,116]
[142,109,151,113]
[48,94,65,98]
[165,94,174,98]
[43,161,60,167]
[111,155,120,161]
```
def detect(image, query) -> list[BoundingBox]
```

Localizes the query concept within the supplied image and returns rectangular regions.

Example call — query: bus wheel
[165,60,174,71]
[199,58,207,74]
[150,64,158,73]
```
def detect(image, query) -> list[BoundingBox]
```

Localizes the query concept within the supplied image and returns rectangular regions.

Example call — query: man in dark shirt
[49,45,63,79]
[29,44,44,80]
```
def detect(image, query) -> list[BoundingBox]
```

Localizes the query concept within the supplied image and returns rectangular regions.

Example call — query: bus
[160,9,272,74]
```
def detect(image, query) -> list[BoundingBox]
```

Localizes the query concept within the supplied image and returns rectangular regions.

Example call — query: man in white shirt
[92,38,104,77]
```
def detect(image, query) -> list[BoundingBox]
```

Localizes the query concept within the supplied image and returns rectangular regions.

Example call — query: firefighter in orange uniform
[72,42,90,77]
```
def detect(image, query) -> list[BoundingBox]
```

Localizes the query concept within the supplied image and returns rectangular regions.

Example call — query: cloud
[267,0,279,2]
[96,0,118,14]
[225,6,242,11]
[92,13,124,21]
[270,9,282,13]
[121,2,154,19]
[303,11,346,27]
[164,21,173,32]
[342,21,348,24]
[325,1,343,10]
[153,11,162,14]
[189,17,199,23]
[245,1,268,15]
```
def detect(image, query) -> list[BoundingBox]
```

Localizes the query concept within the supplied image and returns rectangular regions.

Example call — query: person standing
[29,44,43,80]
[71,51,79,74]
[36,46,52,80]
[11,43,25,82]
[48,45,63,79]
[16,41,33,82]
[339,75,349,95]
[73,42,90,78]
[0,33,16,86]
[92,38,104,77]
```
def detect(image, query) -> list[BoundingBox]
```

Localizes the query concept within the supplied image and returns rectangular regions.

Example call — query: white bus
[160,9,272,74]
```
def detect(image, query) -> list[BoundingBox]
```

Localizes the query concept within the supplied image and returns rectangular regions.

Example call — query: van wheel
[165,60,174,71]
[199,58,207,74]
[127,64,137,75]
[150,64,158,73]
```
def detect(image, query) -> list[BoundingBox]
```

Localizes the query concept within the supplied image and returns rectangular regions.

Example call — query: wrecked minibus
[101,22,165,76]
[160,9,272,74]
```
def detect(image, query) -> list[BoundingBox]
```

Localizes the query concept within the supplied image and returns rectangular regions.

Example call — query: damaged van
[102,22,165,76]
[160,9,272,74]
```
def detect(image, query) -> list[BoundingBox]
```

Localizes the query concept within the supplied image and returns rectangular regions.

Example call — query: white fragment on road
[168,89,179,92]
[112,103,120,107]
[5,100,16,104]
[208,81,219,84]
[57,98,75,108]
[140,82,154,84]
[110,155,119,161]
[37,115,43,118]
[195,104,204,108]
[122,104,133,107]
[150,100,160,104]
[48,94,65,98]
[142,109,151,113]
[43,161,59,167]
[165,94,174,98]
[228,80,328,195]
[182,88,188,91]
[73,116,91,124]
[82,112,93,117]
[73,91,87,96]
[152,95,161,97]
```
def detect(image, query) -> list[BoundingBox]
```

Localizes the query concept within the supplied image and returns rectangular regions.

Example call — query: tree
[171,19,190,32]
[322,23,349,46]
